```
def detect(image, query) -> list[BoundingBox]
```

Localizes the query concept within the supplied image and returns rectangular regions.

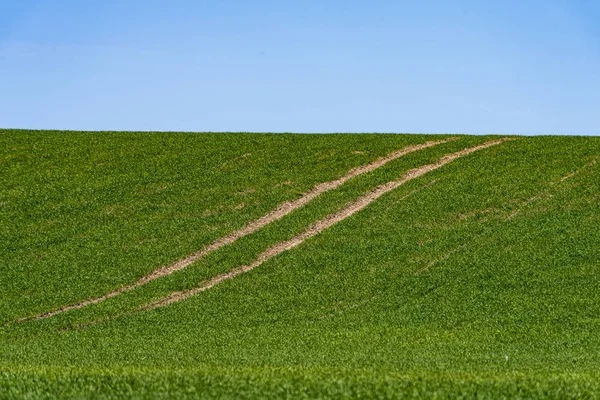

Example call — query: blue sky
[1,0,599,134]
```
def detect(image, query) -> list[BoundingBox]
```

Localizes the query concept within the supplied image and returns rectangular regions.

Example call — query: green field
[1,129,600,398]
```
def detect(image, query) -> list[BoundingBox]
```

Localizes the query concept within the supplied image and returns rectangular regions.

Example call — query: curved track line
[23,137,456,322]
[145,138,510,311]
[417,152,596,275]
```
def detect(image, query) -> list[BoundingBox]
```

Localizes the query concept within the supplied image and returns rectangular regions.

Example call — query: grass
[1,129,599,398]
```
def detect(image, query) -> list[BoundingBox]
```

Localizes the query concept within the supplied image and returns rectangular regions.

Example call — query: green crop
[1,129,599,398]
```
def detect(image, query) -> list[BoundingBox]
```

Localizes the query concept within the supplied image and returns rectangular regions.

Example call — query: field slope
[1,129,599,398]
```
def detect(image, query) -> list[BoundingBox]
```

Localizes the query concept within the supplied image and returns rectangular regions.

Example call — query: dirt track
[25,137,455,321]
[145,138,510,310]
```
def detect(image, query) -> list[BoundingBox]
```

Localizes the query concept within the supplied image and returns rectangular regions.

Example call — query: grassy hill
[1,129,599,398]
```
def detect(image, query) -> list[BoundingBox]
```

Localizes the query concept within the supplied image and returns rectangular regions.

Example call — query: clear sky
[1,0,599,134]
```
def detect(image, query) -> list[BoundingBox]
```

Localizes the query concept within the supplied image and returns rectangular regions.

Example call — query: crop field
[1,129,600,398]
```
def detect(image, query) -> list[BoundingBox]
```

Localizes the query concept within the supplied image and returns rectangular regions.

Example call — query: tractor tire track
[144,138,510,311]
[416,152,596,275]
[23,137,456,322]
